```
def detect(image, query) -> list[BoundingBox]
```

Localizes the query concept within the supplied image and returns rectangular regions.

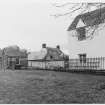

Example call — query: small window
[77,27,86,41]
[83,55,86,63]
[79,54,86,63]
[16,58,19,64]
[79,55,83,63]
[50,56,53,59]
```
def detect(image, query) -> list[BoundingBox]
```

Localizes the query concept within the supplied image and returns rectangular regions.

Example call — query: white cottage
[28,44,69,69]
[67,7,105,58]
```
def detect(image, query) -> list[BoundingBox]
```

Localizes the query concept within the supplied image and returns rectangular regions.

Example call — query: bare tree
[52,3,105,17]
[52,3,105,41]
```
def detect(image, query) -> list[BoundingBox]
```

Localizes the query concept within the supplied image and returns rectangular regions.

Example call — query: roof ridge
[67,7,105,31]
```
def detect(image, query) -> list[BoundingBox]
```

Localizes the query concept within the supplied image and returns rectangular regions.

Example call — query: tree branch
[51,4,84,18]
[52,3,77,8]
[52,3,105,40]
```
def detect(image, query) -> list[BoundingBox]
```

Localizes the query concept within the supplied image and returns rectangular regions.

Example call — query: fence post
[104,57,105,70]
[102,57,104,70]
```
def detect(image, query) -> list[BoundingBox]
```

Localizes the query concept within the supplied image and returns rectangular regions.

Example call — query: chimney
[56,45,60,49]
[42,43,46,48]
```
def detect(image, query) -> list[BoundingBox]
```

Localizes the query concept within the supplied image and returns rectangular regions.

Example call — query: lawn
[0,70,105,103]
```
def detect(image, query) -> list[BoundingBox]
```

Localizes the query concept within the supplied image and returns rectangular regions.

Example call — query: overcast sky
[0,0,71,54]
[0,0,105,57]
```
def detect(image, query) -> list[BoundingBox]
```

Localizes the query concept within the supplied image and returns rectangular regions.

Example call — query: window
[50,55,53,59]
[16,58,19,64]
[79,54,86,63]
[76,27,86,41]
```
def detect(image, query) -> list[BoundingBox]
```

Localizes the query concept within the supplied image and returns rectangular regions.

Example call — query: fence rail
[69,57,105,70]
[28,57,105,71]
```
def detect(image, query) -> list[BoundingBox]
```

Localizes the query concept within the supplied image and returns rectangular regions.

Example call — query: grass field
[0,70,105,103]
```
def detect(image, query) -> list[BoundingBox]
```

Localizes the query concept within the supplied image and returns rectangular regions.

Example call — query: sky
[0,0,105,57]
[0,0,71,54]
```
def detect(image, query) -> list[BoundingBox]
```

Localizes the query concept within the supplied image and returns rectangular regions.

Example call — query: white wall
[28,61,64,69]
[68,23,105,58]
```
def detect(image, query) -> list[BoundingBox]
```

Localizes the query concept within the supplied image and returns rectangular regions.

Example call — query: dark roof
[28,47,68,60]
[46,47,62,55]
[45,47,68,60]
[67,7,105,31]
[28,47,63,60]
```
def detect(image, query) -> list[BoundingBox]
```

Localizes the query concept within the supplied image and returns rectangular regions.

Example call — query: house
[28,44,69,61]
[67,7,105,39]
[28,44,69,69]
[2,45,28,69]
[67,7,105,57]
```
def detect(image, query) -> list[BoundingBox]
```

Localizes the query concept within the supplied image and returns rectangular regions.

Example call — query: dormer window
[76,27,86,41]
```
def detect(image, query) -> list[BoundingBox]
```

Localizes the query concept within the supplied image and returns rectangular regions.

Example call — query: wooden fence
[28,57,105,71]
[69,57,105,70]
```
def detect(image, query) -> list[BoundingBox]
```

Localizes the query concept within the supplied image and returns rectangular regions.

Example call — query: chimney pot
[56,45,60,49]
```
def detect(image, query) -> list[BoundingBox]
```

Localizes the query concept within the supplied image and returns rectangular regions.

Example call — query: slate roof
[46,47,62,55]
[47,47,69,60]
[28,47,68,60]
[67,7,105,31]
